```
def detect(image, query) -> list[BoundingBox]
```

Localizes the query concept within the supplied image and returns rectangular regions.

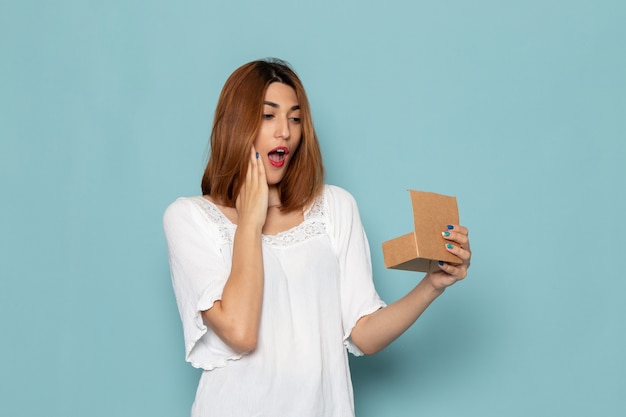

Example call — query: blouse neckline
[190,193,326,247]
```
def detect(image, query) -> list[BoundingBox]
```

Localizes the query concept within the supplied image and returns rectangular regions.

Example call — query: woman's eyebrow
[263,101,300,111]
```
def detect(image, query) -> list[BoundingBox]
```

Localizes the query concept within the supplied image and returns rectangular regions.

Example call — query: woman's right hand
[203,146,268,353]
[235,146,268,231]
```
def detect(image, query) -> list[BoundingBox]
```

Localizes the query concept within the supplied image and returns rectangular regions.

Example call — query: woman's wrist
[419,273,446,298]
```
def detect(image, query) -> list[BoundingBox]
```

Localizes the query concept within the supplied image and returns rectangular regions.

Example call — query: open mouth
[268,147,289,167]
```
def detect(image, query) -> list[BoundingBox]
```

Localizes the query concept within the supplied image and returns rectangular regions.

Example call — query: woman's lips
[268,146,289,168]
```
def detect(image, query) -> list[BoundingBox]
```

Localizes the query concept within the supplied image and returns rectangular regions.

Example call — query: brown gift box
[382,190,462,273]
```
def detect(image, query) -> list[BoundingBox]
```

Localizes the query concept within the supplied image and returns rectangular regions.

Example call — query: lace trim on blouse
[189,195,327,248]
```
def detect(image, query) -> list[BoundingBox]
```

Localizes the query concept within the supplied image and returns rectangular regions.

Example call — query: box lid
[409,190,460,264]
[382,190,461,272]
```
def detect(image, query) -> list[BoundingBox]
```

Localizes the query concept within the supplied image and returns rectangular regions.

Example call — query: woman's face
[253,82,302,186]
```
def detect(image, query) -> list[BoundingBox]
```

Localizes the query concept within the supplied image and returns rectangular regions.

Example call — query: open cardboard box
[382,190,462,273]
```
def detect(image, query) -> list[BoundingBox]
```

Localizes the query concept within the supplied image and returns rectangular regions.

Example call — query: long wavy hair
[201,58,324,212]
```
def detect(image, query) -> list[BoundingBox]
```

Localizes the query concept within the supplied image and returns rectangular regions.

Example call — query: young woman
[163,58,471,416]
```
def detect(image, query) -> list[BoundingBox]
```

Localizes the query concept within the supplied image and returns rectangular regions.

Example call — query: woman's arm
[350,224,471,355]
[201,148,268,353]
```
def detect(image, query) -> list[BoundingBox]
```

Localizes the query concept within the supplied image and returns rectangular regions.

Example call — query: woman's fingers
[253,146,267,186]
[436,261,468,281]
[248,146,258,184]
[438,224,471,279]
[442,224,470,249]
[236,146,268,229]
[241,146,264,194]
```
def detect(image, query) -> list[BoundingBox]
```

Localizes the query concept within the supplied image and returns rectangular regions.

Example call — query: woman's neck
[268,186,281,208]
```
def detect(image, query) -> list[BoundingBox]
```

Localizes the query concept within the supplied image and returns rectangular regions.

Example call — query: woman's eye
[262,114,274,120]
[290,117,301,123]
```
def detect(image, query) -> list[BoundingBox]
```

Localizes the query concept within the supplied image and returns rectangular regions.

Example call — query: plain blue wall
[1,1,624,416]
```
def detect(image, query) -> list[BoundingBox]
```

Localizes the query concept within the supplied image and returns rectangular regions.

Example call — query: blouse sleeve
[163,197,243,370]
[324,186,387,356]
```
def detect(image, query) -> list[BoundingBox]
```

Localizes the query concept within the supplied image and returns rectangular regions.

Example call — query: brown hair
[201,58,324,212]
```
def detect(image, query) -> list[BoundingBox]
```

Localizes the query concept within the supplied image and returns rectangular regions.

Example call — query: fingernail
[447,225,454,230]
[442,231,450,237]
[446,243,454,250]
[438,261,444,266]
[256,152,259,159]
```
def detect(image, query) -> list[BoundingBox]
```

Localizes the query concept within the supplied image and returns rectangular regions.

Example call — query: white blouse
[163,185,386,417]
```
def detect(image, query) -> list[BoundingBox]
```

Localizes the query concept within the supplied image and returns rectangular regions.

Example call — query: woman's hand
[427,224,471,291]
[350,224,472,355]
[235,146,269,231]
[203,146,268,353]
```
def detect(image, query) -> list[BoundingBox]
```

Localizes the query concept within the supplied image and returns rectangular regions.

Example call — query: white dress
[163,185,386,417]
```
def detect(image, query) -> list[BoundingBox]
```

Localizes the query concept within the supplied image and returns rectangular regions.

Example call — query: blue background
[1,1,624,416]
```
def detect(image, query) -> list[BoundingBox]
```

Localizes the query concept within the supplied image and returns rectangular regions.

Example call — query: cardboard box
[382,190,461,273]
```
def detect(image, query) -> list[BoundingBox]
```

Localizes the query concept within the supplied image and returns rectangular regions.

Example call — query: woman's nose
[275,116,290,139]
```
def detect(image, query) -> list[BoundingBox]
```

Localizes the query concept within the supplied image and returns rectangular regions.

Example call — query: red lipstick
[267,146,289,168]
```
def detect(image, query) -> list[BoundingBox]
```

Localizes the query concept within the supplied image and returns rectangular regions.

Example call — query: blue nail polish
[447,225,454,230]
[442,231,450,237]
[256,152,259,159]
[446,243,454,250]
[438,261,444,266]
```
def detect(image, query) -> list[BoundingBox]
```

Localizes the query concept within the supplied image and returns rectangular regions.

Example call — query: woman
[163,58,471,416]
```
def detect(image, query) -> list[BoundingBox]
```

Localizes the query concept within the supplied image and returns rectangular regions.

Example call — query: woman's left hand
[351,223,472,354]
[427,224,471,291]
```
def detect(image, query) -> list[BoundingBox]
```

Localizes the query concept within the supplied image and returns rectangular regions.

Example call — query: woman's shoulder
[163,196,234,244]
[164,195,206,217]
[320,185,361,222]
[322,184,358,208]
[163,196,225,228]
